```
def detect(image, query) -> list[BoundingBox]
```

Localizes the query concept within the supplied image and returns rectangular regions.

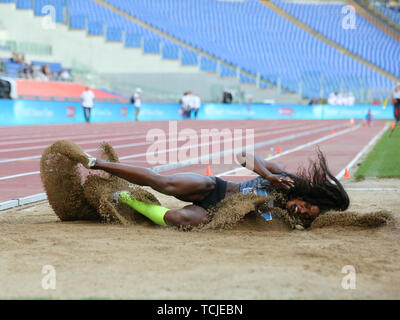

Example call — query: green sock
[119,192,168,226]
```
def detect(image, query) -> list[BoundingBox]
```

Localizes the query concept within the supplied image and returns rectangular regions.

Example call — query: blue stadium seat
[181,48,198,66]
[88,21,104,35]
[200,56,217,72]
[69,15,86,29]
[162,43,179,59]
[143,38,160,53]
[220,64,236,78]
[125,33,141,48]
[106,26,122,42]
[16,0,32,10]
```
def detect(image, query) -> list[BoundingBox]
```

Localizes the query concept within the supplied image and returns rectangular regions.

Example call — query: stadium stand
[1,0,397,102]
[373,3,400,26]
[271,0,400,78]
[0,55,69,79]
[100,0,396,100]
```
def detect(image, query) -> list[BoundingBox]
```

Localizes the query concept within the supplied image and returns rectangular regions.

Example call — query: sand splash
[310,210,393,229]
[40,140,98,221]
[40,140,394,231]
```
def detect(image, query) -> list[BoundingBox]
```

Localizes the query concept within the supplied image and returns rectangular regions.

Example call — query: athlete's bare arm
[236,151,294,190]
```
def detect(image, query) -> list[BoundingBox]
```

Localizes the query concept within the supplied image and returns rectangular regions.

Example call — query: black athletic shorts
[192,177,227,211]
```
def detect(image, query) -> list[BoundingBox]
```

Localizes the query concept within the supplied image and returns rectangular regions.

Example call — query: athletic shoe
[112,190,132,204]
[85,152,97,168]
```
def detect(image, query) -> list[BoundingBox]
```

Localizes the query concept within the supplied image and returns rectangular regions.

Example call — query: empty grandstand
[0,0,399,103]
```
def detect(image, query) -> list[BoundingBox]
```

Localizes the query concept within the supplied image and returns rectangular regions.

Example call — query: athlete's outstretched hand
[265,174,295,190]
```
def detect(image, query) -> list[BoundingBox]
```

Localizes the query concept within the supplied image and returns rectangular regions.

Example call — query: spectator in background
[131,88,142,121]
[19,55,32,79]
[328,92,338,105]
[223,91,233,104]
[41,64,52,81]
[58,69,73,82]
[178,92,186,118]
[0,58,5,73]
[347,92,355,106]
[81,86,95,123]
[20,54,26,64]
[180,91,192,119]
[308,97,319,105]
[10,52,19,63]
[337,92,345,105]
[365,109,374,127]
[392,85,400,123]
[193,93,201,119]
[32,64,43,80]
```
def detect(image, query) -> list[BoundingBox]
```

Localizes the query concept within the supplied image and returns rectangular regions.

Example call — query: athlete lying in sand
[81,149,350,229]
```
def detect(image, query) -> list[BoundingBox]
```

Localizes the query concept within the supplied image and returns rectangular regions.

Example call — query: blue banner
[199,103,394,120]
[0,99,395,126]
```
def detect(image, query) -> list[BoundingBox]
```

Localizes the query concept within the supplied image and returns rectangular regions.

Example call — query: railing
[0,40,52,56]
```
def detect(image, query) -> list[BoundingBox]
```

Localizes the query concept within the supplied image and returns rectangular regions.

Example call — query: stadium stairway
[261,0,400,85]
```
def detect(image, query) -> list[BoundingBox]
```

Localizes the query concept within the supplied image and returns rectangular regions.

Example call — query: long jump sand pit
[0,178,399,299]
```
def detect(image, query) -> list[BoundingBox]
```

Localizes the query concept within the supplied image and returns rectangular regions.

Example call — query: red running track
[0,119,385,202]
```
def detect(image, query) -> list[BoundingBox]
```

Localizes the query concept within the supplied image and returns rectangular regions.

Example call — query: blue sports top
[239,176,276,221]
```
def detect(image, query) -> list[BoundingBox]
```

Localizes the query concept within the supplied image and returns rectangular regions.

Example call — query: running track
[0,120,385,202]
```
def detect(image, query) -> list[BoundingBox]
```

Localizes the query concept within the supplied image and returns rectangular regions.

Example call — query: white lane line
[216,125,361,177]
[0,132,151,153]
[0,123,347,181]
[0,129,147,147]
[0,171,40,181]
[0,123,325,164]
[0,122,297,151]
[335,124,389,180]
[150,124,353,172]
[0,127,140,143]
[0,123,288,152]
[119,122,332,161]
[0,122,288,147]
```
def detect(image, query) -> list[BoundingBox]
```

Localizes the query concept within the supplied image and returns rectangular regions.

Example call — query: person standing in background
[132,88,142,121]
[365,109,374,127]
[392,85,400,123]
[81,86,95,123]
[0,58,5,74]
[193,93,201,119]
[181,91,192,119]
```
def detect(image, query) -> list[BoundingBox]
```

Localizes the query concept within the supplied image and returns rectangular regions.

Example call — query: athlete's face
[286,199,320,218]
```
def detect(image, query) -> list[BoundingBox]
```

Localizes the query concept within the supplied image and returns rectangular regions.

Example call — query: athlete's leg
[115,191,209,227]
[395,103,400,122]
[83,107,89,123]
[164,205,209,227]
[92,159,215,202]
[135,107,140,121]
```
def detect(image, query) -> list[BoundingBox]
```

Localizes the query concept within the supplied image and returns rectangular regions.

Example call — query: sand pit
[0,178,399,299]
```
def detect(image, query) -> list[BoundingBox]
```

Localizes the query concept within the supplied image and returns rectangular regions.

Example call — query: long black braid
[273,149,350,227]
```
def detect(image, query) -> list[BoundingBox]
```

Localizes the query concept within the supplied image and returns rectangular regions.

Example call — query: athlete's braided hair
[277,149,350,227]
